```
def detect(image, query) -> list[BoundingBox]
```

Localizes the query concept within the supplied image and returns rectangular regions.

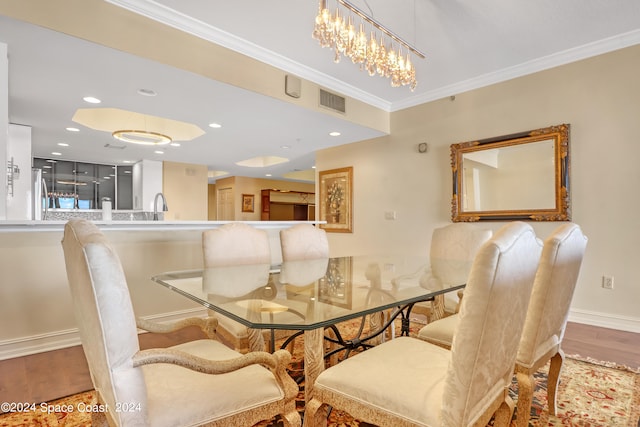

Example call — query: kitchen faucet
[153,192,168,220]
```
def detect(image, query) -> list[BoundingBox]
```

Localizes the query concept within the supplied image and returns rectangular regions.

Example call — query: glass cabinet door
[33,158,125,210]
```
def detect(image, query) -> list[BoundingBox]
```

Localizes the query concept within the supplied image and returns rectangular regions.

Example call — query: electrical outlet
[602,276,614,290]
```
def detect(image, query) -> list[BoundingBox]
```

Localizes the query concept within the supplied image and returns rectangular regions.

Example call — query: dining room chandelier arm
[335,0,425,59]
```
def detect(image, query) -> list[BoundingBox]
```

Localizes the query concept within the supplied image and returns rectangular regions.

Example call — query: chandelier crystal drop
[312,0,424,91]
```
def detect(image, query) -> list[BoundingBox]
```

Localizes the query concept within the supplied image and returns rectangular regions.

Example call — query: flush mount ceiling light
[112,130,172,145]
[73,108,205,145]
[313,0,425,91]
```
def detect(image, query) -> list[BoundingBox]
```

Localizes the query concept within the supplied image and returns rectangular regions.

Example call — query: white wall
[317,44,640,332]
[0,42,8,219]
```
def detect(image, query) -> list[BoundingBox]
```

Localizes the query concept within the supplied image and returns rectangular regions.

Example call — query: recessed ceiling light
[66,127,80,132]
[122,160,132,164]
[137,88,157,97]
[154,150,164,154]
[57,142,69,147]
[43,165,52,169]
[280,145,291,149]
[51,152,62,156]
[329,131,341,137]
[209,123,222,128]
[312,166,316,169]
[265,174,272,177]
[170,142,181,147]
[124,170,131,174]
[83,96,101,104]
[45,159,57,163]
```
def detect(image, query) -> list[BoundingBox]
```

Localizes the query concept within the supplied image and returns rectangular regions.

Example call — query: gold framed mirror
[451,124,570,222]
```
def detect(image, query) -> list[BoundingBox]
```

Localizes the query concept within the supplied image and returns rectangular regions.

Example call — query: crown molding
[105,1,640,114]
[392,29,640,112]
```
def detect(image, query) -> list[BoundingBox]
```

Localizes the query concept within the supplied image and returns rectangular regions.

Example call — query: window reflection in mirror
[451,124,570,222]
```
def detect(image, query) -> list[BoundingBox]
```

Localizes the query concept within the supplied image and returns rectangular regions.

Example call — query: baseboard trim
[0,308,208,361]
[568,308,640,333]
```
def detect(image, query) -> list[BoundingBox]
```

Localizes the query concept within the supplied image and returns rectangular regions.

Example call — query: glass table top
[152,255,465,331]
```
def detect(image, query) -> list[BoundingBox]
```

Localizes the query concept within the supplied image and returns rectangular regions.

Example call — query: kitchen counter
[0,220,324,360]
[0,220,323,232]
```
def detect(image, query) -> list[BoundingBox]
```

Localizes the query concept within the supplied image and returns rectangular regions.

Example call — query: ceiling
[2,0,639,182]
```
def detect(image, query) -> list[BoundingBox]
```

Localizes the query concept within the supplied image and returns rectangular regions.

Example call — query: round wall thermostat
[418,142,428,153]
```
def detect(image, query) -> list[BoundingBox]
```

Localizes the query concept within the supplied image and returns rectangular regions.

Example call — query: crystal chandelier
[312,0,424,91]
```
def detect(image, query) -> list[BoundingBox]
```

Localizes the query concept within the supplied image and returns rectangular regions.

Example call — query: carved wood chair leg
[547,350,565,416]
[281,407,303,427]
[429,294,445,322]
[515,370,535,427]
[303,398,328,427]
[491,396,515,427]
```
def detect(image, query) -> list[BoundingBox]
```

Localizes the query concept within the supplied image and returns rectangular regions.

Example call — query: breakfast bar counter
[0,220,321,360]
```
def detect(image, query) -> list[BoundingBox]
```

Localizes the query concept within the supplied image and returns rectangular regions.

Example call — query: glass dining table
[152,255,465,403]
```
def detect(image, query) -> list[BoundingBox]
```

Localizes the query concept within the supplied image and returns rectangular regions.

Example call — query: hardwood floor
[562,322,640,368]
[0,322,638,407]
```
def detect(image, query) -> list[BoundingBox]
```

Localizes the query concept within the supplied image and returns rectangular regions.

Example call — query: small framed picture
[242,194,255,213]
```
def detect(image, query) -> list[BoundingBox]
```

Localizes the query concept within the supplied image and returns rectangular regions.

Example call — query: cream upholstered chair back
[202,223,271,352]
[416,223,492,319]
[514,223,588,427]
[202,222,270,267]
[442,221,542,426]
[517,223,588,366]
[279,223,329,261]
[279,258,329,286]
[61,219,149,425]
[429,223,493,288]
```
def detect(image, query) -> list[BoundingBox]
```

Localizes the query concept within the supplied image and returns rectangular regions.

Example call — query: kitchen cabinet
[261,189,315,221]
[33,158,132,210]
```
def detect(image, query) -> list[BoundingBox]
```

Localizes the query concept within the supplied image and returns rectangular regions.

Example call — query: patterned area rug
[1,319,638,427]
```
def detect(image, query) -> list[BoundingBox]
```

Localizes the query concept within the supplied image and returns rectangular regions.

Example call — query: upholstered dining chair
[409,223,492,321]
[304,221,542,427]
[202,222,272,353]
[416,223,587,427]
[61,219,300,427]
[514,223,587,426]
[280,223,330,261]
[279,223,330,353]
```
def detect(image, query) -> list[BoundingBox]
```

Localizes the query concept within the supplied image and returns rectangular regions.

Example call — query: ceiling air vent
[319,89,346,114]
[104,143,126,150]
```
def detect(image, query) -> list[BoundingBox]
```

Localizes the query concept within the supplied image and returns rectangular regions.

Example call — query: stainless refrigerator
[32,168,47,220]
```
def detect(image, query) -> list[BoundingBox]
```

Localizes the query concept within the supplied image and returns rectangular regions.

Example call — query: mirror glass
[451,124,570,221]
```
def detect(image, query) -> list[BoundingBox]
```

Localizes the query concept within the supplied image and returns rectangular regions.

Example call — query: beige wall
[162,161,208,220]
[317,44,640,332]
